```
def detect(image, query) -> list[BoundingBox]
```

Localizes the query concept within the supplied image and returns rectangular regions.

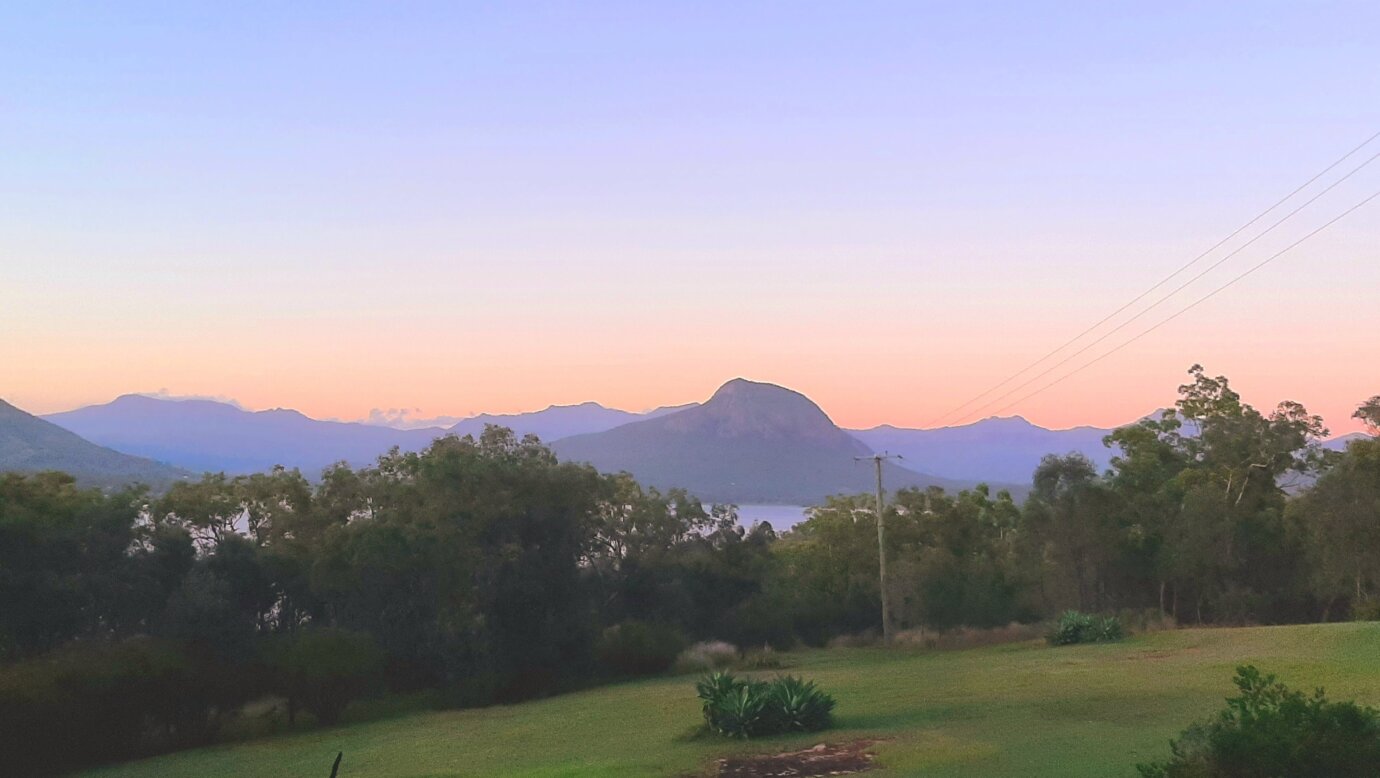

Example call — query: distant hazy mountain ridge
[0,399,188,488]
[445,401,697,442]
[34,385,1364,498]
[43,394,697,476]
[45,394,435,475]
[850,416,1118,484]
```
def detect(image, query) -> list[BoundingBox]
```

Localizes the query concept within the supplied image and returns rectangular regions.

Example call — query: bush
[1351,597,1380,622]
[1047,610,1124,646]
[825,630,881,649]
[262,627,384,725]
[0,637,253,775]
[695,671,836,738]
[1116,608,1178,634]
[893,622,1045,650]
[595,620,686,676]
[673,641,739,674]
[1138,665,1380,777]
[738,645,787,670]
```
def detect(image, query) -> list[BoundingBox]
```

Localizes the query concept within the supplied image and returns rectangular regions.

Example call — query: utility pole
[856,452,902,643]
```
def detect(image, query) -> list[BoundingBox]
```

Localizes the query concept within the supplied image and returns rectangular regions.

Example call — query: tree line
[1,365,1377,772]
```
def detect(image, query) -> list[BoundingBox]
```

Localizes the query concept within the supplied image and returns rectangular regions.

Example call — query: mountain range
[444,402,696,441]
[0,399,188,489]
[851,417,1118,484]
[20,383,1370,503]
[42,395,696,476]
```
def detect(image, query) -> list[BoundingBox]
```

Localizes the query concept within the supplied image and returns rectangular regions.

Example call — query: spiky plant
[767,675,836,732]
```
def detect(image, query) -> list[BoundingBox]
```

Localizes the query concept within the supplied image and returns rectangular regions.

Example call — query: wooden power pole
[857,452,902,642]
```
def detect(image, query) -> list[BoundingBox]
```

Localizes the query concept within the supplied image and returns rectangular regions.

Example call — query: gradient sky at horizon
[3,2,1378,433]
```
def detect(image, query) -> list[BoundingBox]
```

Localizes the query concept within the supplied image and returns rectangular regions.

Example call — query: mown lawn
[85,622,1380,777]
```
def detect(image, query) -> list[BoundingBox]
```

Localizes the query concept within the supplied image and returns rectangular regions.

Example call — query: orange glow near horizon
[7,330,1376,436]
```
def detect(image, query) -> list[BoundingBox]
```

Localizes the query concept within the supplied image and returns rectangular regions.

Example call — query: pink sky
[3,4,1377,434]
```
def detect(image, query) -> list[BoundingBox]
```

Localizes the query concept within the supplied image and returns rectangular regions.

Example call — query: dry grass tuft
[673,641,740,674]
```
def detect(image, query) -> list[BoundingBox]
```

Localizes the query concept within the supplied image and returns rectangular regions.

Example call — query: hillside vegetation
[0,399,187,489]
[84,623,1380,778]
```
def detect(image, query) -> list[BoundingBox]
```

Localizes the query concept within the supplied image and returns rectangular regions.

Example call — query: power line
[980,187,1380,419]
[923,129,1380,429]
[944,146,1380,427]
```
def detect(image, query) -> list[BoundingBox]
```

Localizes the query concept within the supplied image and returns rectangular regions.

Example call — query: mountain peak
[550,381,969,504]
[977,415,1035,427]
[709,378,800,402]
[644,378,853,447]
[543,401,609,412]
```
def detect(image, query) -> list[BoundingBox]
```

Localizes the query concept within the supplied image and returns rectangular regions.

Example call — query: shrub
[715,597,798,650]
[767,675,835,733]
[673,641,739,674]
[595,620,686,676]
[262,627,384,725]
[1138,665,1380,777]
[695,671,835,738]
[1116,608,1177,634]
[1047,610,1124,646]
[738,645,786,670]
[825,630,881,649]
[703,678,772,738]
[894,622,1045,650]
[0,637,253,775]
[1352,597,1380,622]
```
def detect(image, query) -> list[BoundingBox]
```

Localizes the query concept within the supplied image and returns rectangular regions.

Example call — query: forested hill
[0,399,188,489]
[552,378,1006,504]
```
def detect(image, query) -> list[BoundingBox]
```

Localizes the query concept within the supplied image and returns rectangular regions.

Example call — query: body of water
[734,504,809,531]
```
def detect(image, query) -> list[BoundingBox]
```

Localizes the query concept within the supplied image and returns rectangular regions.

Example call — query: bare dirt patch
[716,739,882,777]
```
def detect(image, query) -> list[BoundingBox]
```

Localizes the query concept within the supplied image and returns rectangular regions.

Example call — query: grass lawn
[84,622,1380,777]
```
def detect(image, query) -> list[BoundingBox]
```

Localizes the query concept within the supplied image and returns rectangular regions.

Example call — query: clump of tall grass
[825,629,881,649]
[893,622,1045,650]
[737,644,788,670]
[673,641,739,674]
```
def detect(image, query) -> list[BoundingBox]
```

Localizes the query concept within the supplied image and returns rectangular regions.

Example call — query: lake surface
[734,504,809,531]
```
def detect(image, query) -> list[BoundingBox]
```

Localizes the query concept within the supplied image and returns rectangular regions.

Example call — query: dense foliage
[595,620,687,676]
[695,671,836,738]
[1046,611,1124,646]
[0,366,1376,772]
[1138,666,1380,777]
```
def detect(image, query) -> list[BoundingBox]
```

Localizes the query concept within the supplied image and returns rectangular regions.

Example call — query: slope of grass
[85,622,1380,777]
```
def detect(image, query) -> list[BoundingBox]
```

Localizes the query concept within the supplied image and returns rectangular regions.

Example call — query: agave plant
[696,671,836,738]
[768,675,836,732]
[706,682,772,738]
[696,671,744,714]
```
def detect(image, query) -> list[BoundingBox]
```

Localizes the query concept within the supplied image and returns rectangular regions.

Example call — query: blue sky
[2,2,1378,430]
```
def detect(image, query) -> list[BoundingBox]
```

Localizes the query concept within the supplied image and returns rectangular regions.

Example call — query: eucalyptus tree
[1294,398,1380,619]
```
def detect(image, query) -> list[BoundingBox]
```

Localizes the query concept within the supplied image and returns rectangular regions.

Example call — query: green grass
[84,623,1380,777]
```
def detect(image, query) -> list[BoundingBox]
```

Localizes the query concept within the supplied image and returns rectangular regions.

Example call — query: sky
[2,2,1378,433]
